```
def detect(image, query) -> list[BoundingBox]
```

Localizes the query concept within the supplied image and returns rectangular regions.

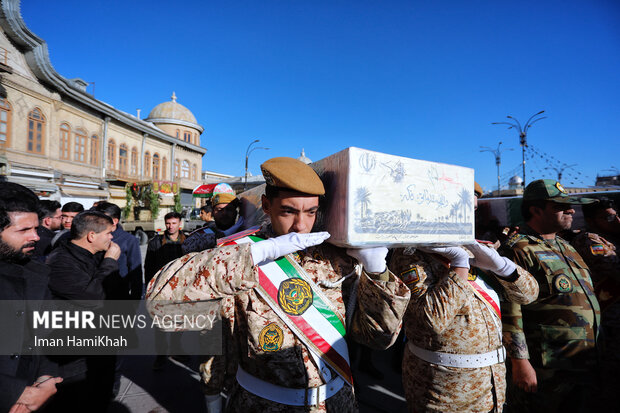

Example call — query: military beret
[212,193,237,206]
[474,182,483,198]
[260,157,325,196]
[523,179,597,205]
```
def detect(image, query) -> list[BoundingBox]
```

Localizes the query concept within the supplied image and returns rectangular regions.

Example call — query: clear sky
[20,0,620,193]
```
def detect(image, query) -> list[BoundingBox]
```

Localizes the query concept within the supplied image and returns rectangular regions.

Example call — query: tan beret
[260,157,325,196]
[474,182,483,198]
[212,193,237,206]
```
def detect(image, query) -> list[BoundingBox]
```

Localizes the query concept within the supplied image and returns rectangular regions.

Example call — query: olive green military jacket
[501,226,600,371]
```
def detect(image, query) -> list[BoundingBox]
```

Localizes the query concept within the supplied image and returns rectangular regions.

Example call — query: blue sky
[20,0,620,192]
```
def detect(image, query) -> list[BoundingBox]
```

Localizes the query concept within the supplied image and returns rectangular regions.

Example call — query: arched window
[74,128,87,163]
[175,129,180,139]
[27,108,45,154]
[174,159,180,178]
[152,153,160,180]
[90,134,99,166]
[0,99,12,148]
[162,157,168,180]
[119,144,128,175]
[144,151,151,177]
[107,139,116,170]
[181,160,190,178]
[183,131,191,143]
[191,163,197,181]
[130,147,138,175]
[59,123,71,160]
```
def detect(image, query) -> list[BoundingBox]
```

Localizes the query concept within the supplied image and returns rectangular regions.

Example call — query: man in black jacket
[32,200,61,261]
[46,211,120,412]
[0,182,62,412]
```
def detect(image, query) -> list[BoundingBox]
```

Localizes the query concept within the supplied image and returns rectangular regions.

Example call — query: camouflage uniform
[389,247,538,413]
[147,225,410,412]
[571,231,620,409]
[501,225,601,412]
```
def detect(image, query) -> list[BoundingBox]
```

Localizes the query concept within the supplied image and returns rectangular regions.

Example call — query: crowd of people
[0,156,618,413]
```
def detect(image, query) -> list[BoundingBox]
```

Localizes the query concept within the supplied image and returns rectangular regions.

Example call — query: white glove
[205,394,222,413]
[222,216,245,237]
[250,232,330,265]
[346,247,388,273]
[467,242,516,277]
[419,246,470,269]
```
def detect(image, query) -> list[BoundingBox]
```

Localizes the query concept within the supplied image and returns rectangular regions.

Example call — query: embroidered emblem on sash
[259,323,284,352]
[590,244,605,255]
[553,274,573,293]
[278,278,313,316]
[400,267,420,290]
[467,269,477,281]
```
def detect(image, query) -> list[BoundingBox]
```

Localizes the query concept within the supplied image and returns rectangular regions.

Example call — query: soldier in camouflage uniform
[570,198,620,409]
[389,183,539,413]
[147,157,410,412]
[501,179,600,413]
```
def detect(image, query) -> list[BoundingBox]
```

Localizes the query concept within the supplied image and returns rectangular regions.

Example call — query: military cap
[523,179,597,205]
[474,182,483,198]
[260,157,325,195]
[212,193,237,206]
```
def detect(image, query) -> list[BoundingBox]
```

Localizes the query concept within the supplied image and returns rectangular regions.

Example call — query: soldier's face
[61,211,79,230]
[262,192,319,236]
[0,212,40,261]
[542,201,575,232]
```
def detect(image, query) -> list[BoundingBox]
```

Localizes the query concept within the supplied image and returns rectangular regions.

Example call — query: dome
[297,148,312,164]
[145,92,199,126]
[509,175,524,188]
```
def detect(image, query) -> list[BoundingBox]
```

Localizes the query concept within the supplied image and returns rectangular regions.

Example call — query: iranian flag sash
[223,233,353,386]
[467,270,501,320]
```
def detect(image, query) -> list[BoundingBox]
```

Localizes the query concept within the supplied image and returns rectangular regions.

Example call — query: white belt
[236,365,345,406]
[408,341,506,368]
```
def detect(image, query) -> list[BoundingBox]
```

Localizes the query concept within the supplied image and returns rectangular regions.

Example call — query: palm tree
[356,187,372,219]
[458,188,472,222]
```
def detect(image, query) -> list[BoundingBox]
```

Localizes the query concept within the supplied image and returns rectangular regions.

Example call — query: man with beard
[32,200,62,260]
[501,179,600,412]
[0,182,62,412]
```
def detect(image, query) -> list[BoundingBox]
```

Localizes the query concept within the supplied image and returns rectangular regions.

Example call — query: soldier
[147,157,410,412]
[389,182,539,413]
[501,179,600,412]
[571,197,620,409]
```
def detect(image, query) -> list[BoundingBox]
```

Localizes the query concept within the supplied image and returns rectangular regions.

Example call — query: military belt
[408,341,505,368]
[235,365,345,406]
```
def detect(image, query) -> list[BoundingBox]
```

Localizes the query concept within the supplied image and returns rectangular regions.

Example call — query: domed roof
[146,92,198,125]
[509,175,523,185]
[297,148,312,164]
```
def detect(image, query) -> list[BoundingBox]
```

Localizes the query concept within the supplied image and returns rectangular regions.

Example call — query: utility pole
[480,141,513,196]
[492,110,546,187]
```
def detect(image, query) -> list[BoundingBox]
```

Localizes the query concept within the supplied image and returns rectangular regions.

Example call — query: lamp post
[244,139,270,191]
[480,141,513,196]
[544,163,576,182]
[492,110,546,187]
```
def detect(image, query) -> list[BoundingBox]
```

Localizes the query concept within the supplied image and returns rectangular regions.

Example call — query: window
[181,160,190,178]
[59,123,70,160]
[74,128,87,163]
[152,153,160,180]
[107,139,116,170]
[119,144,128,175]
[162,157,167,180]
[191,163,197,181]
[174,159,180,178]
[183,131,191,143]
[0,99,12,147]
[90,134,99,166]
[130,147,138,175]
[175,129,180,139]
[144,151,151,177]
[27,108,45,154]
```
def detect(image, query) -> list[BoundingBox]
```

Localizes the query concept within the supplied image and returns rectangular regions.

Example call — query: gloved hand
[346,247,388,273]
[418,246,470,269]
[467,242,516,277]
[222,216,245,237]
[250,232,330,265]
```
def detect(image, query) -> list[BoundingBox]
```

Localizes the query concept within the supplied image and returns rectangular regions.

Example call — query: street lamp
[480,141,513,196]
[492,110,546,186]
[544,164,576,182]
[244,139,270,191]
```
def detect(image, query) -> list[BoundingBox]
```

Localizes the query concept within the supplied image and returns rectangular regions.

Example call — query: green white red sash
[468,272,501,320]
[224,234,353,386]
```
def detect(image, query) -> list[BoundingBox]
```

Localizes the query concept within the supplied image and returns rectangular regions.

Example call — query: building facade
[0,0,205,209]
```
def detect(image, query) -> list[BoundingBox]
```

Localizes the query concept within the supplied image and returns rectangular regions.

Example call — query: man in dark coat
[0,182,62,412]
[46,211,120,412]
[32,200,61,261]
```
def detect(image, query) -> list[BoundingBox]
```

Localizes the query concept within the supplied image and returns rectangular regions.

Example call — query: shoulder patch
[506,233,525,247]
[590,244,605,255]
[400,267,420,290]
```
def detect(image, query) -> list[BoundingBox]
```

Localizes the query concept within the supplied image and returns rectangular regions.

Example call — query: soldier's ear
[261,195,271,214]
